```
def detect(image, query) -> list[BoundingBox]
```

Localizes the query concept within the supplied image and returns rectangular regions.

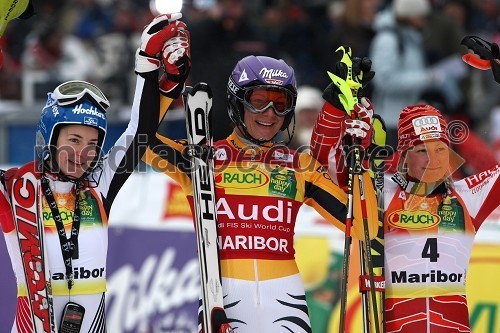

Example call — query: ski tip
[188,82,213,98]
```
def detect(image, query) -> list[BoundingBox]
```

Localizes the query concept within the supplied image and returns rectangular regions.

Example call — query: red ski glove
[159,20,191,98]
[135,13,183,74]
[344,97,374,150]
[310,97,373,187]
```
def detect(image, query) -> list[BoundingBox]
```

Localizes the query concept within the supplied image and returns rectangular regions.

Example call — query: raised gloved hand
[491,42,500,84]
[323,46,375,112]
[159,20,191,98]
[339,97,374,172]
[339,97,374,150]
[352,57,375,92]
[135,13,183,75]
[461,35,500,84]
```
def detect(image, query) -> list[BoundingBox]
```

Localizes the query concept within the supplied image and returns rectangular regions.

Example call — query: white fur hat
[393,0,431,18]
[295,86,323,113]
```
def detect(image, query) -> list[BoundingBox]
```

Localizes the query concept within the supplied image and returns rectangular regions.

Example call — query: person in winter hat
[381,104,499,332]
[313,100,499,332]
[369,0,467,151]
[143,52,380,332]
[289,85,324,149]
[396,104,453,183]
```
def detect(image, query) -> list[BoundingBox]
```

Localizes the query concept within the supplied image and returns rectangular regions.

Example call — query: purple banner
[0,227,200,333]
[0,234,17,331]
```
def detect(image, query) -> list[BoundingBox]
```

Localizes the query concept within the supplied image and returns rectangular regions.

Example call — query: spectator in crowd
[290,85,323,150]
[325,0,381,61]
[322,0,381,97]
[22,22,93,82]
[369,0,466,151]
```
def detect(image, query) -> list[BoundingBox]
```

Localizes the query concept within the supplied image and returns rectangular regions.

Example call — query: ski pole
[331,45,361,333]
[357,168,381,333]
[356,116,386,333]
[370,115,388,333]
[330,45,382,332]
[359,239,371,333]
[348,50,383,333]
[351,81,382,333]
[339,145,356,333]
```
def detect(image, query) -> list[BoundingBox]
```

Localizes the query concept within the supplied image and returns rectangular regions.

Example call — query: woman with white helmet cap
[290,85,324,149]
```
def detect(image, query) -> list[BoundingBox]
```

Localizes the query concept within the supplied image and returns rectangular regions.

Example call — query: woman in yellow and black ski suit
[144,54,378,332]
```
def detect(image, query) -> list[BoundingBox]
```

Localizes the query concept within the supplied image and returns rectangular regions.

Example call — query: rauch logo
[216,167,269,189]
[387,210,441,230]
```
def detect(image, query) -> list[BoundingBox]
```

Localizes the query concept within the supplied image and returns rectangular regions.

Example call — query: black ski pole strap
[40,175,82,290]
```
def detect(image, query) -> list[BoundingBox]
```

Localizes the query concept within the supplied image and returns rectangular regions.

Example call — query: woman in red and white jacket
[312,94,499,332]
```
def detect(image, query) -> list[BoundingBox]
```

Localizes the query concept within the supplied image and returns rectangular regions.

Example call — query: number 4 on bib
[422,238,439,262]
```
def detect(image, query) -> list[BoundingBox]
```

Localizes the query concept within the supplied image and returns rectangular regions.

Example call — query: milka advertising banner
[1,173,500,332]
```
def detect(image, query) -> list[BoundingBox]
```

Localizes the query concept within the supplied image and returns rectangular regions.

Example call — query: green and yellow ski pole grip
[327,46,363,115]
[372,116,386,166]
[368,115,387,179]
[0,0,31,36]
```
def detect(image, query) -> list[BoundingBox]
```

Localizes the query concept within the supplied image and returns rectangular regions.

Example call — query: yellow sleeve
[350,172,378,241]
[142,135,193,193]
[300,153,378,240]
[142,93,192,193]
[159,94,175,124]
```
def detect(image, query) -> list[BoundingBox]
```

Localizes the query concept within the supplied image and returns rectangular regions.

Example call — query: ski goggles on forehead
[242,85,295,116]
[51,81,110,111]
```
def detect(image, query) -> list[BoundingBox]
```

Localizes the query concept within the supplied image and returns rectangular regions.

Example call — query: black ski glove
[323,46,375,112]
[461,35,500,85]
[491,42,500,84]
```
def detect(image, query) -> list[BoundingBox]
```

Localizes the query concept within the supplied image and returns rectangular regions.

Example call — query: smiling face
[54,125,100,179]
[237,87,288,141]
[404,140,450,183]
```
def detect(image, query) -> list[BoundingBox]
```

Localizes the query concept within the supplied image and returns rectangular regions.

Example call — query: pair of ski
[330,46,387,333]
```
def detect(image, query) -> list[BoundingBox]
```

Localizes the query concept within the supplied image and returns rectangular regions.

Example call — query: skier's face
[55,125,99,179]
[240,88,287,141]
[405,140,450,183]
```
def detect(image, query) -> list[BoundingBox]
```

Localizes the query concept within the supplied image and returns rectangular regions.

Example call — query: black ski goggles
[242,85,294,116]
[52,80,110,111]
